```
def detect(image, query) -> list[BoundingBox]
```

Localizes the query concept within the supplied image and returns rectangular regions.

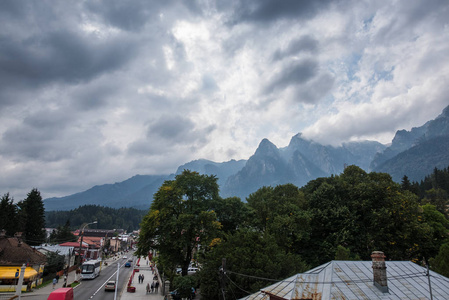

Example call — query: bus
[80,260,101,279]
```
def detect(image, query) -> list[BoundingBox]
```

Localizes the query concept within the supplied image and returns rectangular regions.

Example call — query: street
[22,256,133,300]
[74,258,132,300]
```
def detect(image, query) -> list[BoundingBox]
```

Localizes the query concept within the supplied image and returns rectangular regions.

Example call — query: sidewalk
[20,255,166,300]
[21,256,115,298]
[120,256,164,300]
[21,264,79,298]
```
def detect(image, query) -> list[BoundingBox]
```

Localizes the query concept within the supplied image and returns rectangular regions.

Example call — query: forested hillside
[45,205,146,232]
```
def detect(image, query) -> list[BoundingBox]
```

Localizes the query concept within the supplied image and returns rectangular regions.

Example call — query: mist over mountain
[44,105,449,211]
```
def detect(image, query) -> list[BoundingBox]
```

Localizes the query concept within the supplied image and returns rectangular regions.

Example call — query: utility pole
[426,259,433,300]
[114,260,120,300]
[15,264,26,299]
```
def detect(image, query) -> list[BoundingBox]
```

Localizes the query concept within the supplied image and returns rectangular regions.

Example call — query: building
[59,241,100,263]
[34,245,75,271]
[0,231,46,292]
[241,251,449,300]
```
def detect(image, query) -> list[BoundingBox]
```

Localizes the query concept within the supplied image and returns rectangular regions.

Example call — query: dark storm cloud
[294,72,335,104]
[0,30,136,87]
[230,0,334,24]
[149,115,197,142]
[0,109,75,161]
[0,1,140,111]
[272,35,319,61]
[128,115,216,156]
[85,0,202,31]
[265,59,319,94]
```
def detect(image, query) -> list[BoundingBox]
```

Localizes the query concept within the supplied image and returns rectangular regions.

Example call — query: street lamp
[78,221,97,267]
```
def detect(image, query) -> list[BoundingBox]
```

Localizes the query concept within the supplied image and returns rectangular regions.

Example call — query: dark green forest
[45,205,146,232]
[138,167,449,299]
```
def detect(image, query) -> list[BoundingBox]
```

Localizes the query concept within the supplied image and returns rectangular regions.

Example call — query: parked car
[170,287,196,299]
[104,281,116,291]
[125,262,131,267]
[176,267,199,274]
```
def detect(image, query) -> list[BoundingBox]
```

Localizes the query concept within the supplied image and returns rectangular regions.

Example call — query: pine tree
[0,193,18,236]
[401,175,411,191]
[18,188,46,246]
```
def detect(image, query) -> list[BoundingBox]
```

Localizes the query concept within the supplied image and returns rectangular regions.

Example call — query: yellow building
[0,232,46,292]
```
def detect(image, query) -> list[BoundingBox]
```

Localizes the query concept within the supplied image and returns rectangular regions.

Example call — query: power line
[224,273,253,297]
[227,269,430,285]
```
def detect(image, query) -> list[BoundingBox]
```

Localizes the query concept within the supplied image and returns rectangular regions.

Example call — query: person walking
[146,283,150,294]
[155,281,159,293]
[151,281,154,293]
[52,277,57,289]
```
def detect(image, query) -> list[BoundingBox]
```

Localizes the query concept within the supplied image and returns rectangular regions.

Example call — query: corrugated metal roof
[240,260,449,300]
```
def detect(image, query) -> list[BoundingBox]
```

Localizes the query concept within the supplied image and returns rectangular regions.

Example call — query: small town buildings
[59,241,100,263]
[241,251,449,300]
[34,245,75,271]
[0,231,46,292]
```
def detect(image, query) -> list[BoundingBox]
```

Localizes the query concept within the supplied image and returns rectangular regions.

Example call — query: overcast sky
[1,0,448,201]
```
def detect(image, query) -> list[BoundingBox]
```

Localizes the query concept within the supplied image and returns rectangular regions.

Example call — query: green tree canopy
[199,229,308,300]
[430,242,449,277]
[246,184,311,252]
[138,170,222,278]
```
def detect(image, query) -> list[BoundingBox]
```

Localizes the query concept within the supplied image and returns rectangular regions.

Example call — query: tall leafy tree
[137,170,222,278]
[246,184,311,252]
[199,229,308,300]
[302,166,429,264]
[18,188,46,246]
[0,193,18,236]
[430,242,449,277]
[210,196,249,234]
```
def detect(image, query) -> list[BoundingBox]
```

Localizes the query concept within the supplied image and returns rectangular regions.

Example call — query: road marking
[89,261,125,298]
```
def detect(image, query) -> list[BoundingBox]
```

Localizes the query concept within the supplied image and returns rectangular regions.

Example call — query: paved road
[20,255,132,300]
[74,259,132,300]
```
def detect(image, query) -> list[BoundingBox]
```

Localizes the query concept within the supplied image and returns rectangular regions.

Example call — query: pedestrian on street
[155,281,159,293]
[151,281,154,293]
[55,274,59,283]
[52,277,57,289]
[142,274,145,282]
[138,274,141,283]
[146,283,150,294]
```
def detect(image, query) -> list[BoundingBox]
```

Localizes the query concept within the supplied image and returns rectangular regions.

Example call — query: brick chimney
[14,232,23,247]
[371,251,388,293]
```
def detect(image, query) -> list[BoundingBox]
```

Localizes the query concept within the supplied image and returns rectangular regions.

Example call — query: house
[34,245,75,272]
[241,251,449,300]
[0,231,46,292]
[59,241,100,263]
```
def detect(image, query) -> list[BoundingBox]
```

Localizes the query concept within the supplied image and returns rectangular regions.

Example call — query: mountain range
[44,105,449,211]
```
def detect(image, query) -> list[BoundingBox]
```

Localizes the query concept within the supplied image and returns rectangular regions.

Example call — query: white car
[123,256,127,259]
[105,281,116,291]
